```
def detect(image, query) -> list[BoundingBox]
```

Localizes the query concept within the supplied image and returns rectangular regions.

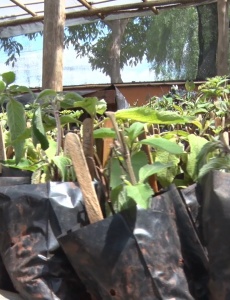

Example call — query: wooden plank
[42,0,65,91]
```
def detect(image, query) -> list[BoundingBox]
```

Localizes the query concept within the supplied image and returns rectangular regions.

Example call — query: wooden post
[42,0,66,91]
[216,0,229,76]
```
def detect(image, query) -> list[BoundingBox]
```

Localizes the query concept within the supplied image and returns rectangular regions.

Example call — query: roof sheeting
[0,0,217,38]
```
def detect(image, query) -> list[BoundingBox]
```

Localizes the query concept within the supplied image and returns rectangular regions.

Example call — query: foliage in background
[0,71,230,214]
[0,4,220,83]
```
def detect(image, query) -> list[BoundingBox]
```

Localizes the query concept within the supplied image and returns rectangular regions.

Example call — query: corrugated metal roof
[0,0,216,38]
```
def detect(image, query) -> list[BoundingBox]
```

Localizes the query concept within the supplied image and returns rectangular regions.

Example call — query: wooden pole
[42,0,66,91]
[216,0,229,75]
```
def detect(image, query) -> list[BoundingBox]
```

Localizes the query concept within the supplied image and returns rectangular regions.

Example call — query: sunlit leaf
[6,99,26,163]
[93,128,116,139]
[2,71,15,85]
[138,162,173,183]
[115,107,194,124]
[125,183,153,209]
[139,137,184,154]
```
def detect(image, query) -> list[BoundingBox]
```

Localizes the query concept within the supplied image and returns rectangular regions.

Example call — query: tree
[145,7,199,80]
[64,17,151,83]
[196,3,218,79]
[216,0,229,75]
[0,38,23,67]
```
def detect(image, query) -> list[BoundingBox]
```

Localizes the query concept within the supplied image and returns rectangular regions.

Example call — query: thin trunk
[105,19,129,83]
[42,0,65,91]
[216,0,229,75]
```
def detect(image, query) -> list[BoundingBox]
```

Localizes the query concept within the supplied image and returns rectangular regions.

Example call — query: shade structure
[0,0,216,38]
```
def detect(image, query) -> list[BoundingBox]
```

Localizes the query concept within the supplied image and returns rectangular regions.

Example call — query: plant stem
[106,111,137,185]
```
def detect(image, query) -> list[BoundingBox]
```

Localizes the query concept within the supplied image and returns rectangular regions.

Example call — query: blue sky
[0,34,156,87]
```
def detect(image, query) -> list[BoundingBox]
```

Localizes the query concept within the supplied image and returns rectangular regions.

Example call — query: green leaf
[73,97,97,115]
[32,107,49,150]
[45,138,57,160]
[139,137,184,154]
[109,151,148,189]
[110,184,136,213]
[138,161,173,183]
[198,157,230,179]
[115,107,194,124]
[6,99,26,163]
[52,156,72,181]
[125,122,145,143]
[161,130,189,139]
[2,158,36,172]
[60,115,81,126]
[61,92,83,109]
[1,72,16,85]
[93,128,116,139]
[96,99,107,115]
[196,140,222,174]
[186,134,208,180]
[0,81,6,92]
[125,183,153,209]
[185,80,195,92]
[36,89,57,103]
[155,149,180,186]
[131,151,149,182]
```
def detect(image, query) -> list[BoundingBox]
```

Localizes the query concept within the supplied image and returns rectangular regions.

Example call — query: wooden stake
[64,133,103,223]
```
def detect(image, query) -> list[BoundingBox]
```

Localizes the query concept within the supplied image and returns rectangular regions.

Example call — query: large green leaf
[115,107,194,124]
[186,134,208,180]
[138,162,173,183]
[6,99,26,163]
[93,128,116,139]
[2,72,15,85]
[125,183,153,209]
[32,107,49,150]
[139,137,184,154]
[155,149,180,187]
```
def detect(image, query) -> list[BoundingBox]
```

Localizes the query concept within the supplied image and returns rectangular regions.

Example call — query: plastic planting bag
[58,188,195,300]
[0,182,92,300]
[198,170,230,300]
[0,173,32,293]
[156,185,209,299]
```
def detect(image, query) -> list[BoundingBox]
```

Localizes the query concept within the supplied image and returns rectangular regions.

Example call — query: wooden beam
[42,0,65,91]
[0,0,217,28]
[216,0,229,75]
[142,0,159,14]
[10,0,37,16]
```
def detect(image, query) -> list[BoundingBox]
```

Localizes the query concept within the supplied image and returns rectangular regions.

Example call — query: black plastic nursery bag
[0,182,92,300]
[198,170,230,300]
[154,185,209,300]
[58,191,194,300]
